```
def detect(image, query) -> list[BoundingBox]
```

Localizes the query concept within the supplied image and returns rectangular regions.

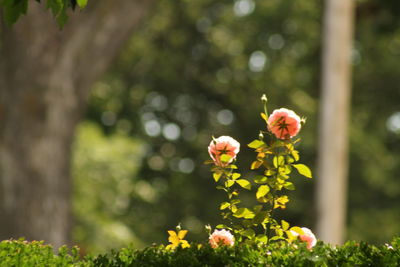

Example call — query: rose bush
[166,95,315,250]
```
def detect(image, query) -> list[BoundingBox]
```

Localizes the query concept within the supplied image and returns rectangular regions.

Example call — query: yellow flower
[166,230,190,250]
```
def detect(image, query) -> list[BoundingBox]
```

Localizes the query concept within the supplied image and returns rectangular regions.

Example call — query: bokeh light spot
[101,111,117,126]
[233,0,255,17]
[268,34,285,50]
[249,51,267,72]
[387,112,400,134]
[144,120,161,137]
[163,123,181,141]
[217,109,235,125]
[178,158,195,174]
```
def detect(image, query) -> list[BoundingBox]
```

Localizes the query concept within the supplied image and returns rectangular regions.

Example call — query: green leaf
[248,140,265,149]
[45,0,69,28]
[231,173,241,180]
[270,236,284,241]
[233,208,254,219]
[252,211,269,224]
[283,182,295,190]
[231,204,237,213]
[291,150,300,161]
[265,169,276,176]
[232,224,244,231]
[216,224,231,230]
[256,185,270,199]
[275,228,284,237]
[286,230,297,241]
[290,226,305,236]
[213,172,222,182]
[274,195,289,209]
[236,179,251,190]
[281,220,290,231]
[257,197,268,203]
[226,180,235,187]
[2,0,28,25]
[255,234,268,243]
[46,0,62,17]
[287,155,295,163]
[56,12,68,28]
[220,202,230,210]
[292,164,312,178]
[286,143,294,151]
[240,229,255,239]
[254,175,267,184]
[76,0,88,8]
[231,199,241,205]
[220,154,232,163]
[250,160,263,170]
[278,165,291,175]
[273,155,285,168]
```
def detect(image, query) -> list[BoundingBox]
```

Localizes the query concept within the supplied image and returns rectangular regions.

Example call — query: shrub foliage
[88,238,400,267]
[0,239,80,266]
[1,238,399,266]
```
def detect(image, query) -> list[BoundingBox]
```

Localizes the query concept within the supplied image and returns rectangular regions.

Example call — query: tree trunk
[0,0,153,248]
[316,0,355,244]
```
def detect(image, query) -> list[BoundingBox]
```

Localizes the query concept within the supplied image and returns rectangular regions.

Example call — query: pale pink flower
[208,136,240,167]
[291,227,317,250]
[267,108,301,139]
[209,229,234,248]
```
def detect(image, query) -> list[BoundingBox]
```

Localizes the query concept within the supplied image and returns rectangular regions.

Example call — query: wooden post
[316,0,355,244]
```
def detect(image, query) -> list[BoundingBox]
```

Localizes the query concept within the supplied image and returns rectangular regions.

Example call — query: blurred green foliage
[72,0,400,252]
[72,123,147,253]
[348,0,400,243]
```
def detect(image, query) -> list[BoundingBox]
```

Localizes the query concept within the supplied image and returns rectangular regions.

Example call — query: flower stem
[266,188,276,245]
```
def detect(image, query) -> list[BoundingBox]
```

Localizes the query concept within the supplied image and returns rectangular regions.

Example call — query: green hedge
[0,239,80,267]
[1,238,399,266]
[87,238,400,267]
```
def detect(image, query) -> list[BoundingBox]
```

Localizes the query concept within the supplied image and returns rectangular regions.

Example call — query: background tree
[316,0,355,244]
[0,0,153,248]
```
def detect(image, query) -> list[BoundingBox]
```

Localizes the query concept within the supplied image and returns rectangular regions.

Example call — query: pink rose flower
[209,229,234,248]
[291,227,317,250]
[208,136,240,167]
[267,108,301,139]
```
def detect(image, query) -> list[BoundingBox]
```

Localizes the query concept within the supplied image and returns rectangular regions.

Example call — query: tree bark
[316,0,355,244]
[0,0,153,248]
